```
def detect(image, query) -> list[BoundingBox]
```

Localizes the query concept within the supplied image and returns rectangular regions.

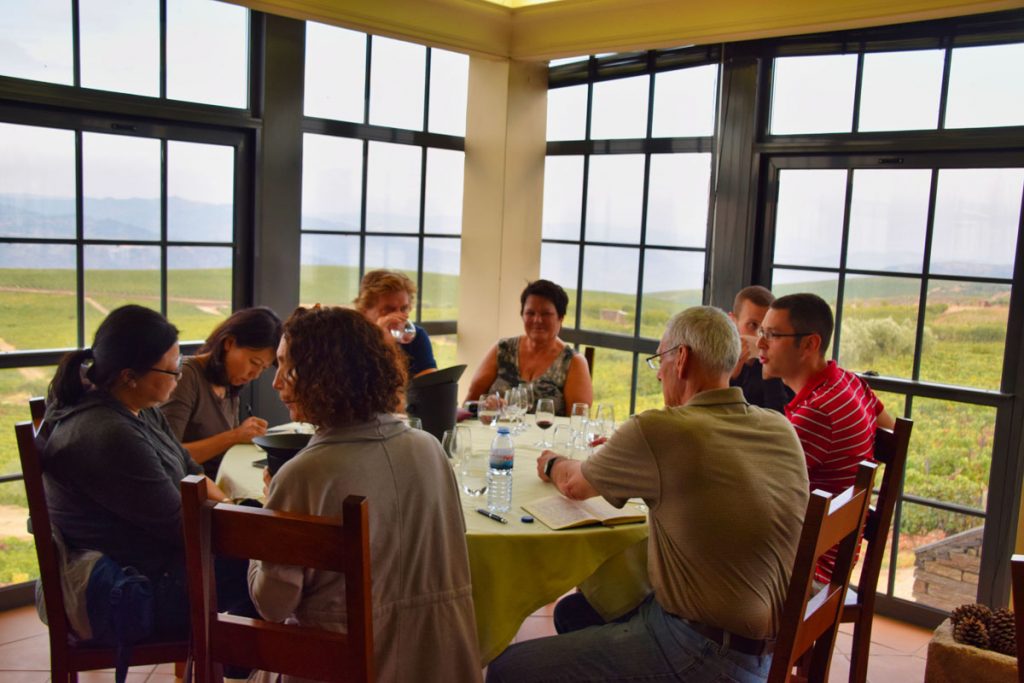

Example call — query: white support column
[457,55,548,398]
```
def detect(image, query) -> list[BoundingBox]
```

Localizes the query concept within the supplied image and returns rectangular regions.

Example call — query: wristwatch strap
[544,456,561,478]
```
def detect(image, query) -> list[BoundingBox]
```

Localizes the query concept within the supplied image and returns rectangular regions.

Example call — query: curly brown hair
[282,306,407,427]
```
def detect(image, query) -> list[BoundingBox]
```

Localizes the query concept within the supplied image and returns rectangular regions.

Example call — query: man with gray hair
[486,306,810,683]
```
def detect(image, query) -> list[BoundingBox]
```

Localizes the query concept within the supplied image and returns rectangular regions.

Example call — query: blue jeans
[486,597,772,682]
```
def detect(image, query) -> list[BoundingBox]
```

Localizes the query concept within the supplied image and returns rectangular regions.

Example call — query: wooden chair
[841,418,913,683]
[768,461,878,683]
[180,474,374,682]
[15,421,191,683]
[583,346,595,378]
[1011,554,1024,683]
[28,395,46,429]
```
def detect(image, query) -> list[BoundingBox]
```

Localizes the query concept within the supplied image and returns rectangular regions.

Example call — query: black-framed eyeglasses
[149,356,183,378]
[757,328,812,342]
[645,345,682,370]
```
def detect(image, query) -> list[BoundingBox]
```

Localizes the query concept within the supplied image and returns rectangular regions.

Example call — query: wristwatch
[544,456,562,478]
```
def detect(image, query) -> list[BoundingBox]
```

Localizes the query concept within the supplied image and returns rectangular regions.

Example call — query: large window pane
[83,245,160,338]
[920,280,1009,391]
[640,250,704,340]
[365,235,418,278]
[304,23,366,122]
[431,333,458,371]
[645,153,711,248]
[0,123,76,239]
[837,275,920,379]
[773,169,846,268]
[299,234,359,307]
[547,85,588,141]
[369,36,425,131]
[905,398,993,506]
[929,168,1023,278]
[858,50,943,132]
[771,269,839,312]
[540,242,579,328]
[590,76,649,139]
[585,155,644,244]
[846,169,931,273]
[0,0,72,85]
[898,503,983,610]
[651,64,717,138]
[770,55,857,135]
[424,149,464,235]
[0,245,77,350]
[945,43,1024,129]
[542,156,584,241]
[428,48,468,136]
[83,133,160,241]
[79,0,159,97]
[168,141,234,243]
[167,247,231,342]
[421,238,460,321]
[580,246,638,334]
[591,347,635,421]
[167,0,248,108]
[636,351,663,413]
[366,142,421,234]
[301,134,363,232]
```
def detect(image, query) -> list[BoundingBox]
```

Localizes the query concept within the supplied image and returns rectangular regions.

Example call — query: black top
[42,392,203,577]
[730,360,794,414]
[401,324,437,377]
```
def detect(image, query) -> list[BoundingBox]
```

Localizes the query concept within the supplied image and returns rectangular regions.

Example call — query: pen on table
[476,508,508,524]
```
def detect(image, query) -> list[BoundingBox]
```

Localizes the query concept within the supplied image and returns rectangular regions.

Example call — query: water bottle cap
[497,427,510,434]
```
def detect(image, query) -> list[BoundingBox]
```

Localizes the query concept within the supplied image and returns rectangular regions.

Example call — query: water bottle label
[489,450,514,469]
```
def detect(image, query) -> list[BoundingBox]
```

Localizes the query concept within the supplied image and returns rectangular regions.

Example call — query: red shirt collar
[786,359,842,414]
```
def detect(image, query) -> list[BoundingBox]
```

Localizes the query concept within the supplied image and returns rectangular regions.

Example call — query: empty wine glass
[551,424,573,453]
[595,403,616,439]
[389,319,417,344]
[479,392,500,427]
[534,398,555,448]
[503,387,525,433]
[569,402,589,440]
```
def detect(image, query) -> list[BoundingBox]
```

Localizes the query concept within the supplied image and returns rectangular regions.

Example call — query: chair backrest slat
[29,396,46,430]
[181,475,374,683]
[768,461,877,683]
[1011,554,1024,683]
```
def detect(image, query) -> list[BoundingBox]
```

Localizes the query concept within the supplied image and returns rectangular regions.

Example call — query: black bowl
[253,433,312,475]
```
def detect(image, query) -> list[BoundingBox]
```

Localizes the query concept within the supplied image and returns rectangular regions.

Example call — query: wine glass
[389,319,417,344]
[478,392,500,427]
[595,403,616,439]
[515,385,531,434]
[503,387,524,433]
[534,398,555,448]
[569,402,589,440]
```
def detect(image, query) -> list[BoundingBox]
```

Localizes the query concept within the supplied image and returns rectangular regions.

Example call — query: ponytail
[48,349,94,408]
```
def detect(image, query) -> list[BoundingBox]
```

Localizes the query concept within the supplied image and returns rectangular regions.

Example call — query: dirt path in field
[0,506,31,540]
[0,286,228,307]
[0,339,46,380]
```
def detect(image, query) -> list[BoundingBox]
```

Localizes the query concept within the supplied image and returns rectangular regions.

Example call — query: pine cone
[951,603,992,627]
[953,615,990,649]
[988,608,1016,656]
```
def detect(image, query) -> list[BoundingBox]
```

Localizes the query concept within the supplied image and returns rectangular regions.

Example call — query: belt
[685,620,775,657]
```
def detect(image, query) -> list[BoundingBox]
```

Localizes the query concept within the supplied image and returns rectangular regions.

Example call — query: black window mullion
[159,0,168,100]
[831,168,855,361]
[912,168,941,381]
[160,138,168,316]
[851,52,864,132]
[75,129,85,348]
[416,146,427,322]
[358,139,369,277]
[573,81,594,331]
[71,0,81,88]
[937,45,953,130]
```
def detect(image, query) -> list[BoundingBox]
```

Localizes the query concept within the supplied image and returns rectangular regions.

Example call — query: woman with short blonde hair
[354,269,437,377]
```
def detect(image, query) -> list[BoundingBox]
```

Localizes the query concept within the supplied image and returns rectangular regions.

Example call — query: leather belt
[685,620,775,657]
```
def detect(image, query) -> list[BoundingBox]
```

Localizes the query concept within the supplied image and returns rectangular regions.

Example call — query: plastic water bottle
[487,427,515,513]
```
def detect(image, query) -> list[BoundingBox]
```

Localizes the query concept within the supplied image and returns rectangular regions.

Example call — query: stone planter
[924,619,1017,683]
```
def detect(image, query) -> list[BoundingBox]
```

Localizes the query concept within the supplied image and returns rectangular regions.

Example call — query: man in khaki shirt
[486,306,809,683]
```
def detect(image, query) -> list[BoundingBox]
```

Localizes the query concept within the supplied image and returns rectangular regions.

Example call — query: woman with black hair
[42,305,251,638]
[161,306,282,479]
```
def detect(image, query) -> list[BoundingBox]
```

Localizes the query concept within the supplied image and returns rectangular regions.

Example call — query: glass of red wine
[534,398,555,448]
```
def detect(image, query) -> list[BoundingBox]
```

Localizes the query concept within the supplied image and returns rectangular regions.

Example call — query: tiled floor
[0,601,932,681]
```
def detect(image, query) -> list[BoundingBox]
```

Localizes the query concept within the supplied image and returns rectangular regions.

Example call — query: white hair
[663,306,741,377]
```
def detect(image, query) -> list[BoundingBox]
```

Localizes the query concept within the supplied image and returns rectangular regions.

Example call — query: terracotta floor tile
[0,606,48,643]
[827,650,852,683]
[145,674,181,683]
[864,653,927,682]
[0,632,50,670]
[0,671,49,683]
[869,615,932,656]
[76,671,152,682]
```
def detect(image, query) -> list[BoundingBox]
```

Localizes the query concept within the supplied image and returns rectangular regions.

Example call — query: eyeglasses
[757,328,812,342]
[149,356,183,379]
[645,345,682,370]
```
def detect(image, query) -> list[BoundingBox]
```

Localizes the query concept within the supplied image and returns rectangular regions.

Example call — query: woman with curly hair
[249,306,480,682]
[354,269,437,378]
[161,306,282,479]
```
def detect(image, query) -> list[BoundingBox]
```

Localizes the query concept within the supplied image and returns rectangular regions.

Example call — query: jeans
[486,596,772,682]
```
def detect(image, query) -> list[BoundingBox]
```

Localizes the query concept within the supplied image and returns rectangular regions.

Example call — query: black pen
[476,508,508,524]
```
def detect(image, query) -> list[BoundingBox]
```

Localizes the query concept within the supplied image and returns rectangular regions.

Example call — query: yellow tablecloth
[217,419,651,665]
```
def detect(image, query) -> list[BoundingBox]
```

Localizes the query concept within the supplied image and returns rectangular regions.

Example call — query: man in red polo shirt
[758,292,894,584]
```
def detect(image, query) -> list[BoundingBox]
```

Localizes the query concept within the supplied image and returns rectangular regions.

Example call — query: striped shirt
[785,360,883,584]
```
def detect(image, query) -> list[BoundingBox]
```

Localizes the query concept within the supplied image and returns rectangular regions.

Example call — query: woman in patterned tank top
[464,279,593,416]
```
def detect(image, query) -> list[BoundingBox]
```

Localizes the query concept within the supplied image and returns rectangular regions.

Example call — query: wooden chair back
[1011,554,1024,683]
[29,396,46,430]
[768,461,877,683]
[583,346,595,378]
[180,475,374,682]
[842,417,913,683]
[16,421,189,682]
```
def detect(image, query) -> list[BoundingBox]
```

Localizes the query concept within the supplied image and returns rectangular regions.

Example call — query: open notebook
[522,495,647,530]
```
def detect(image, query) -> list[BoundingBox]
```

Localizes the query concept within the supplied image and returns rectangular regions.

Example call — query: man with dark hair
[486,307,809,682]
[728,285,793,412]
[758,292,894,584]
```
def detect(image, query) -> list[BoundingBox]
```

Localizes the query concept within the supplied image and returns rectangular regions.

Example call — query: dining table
[215,416,651,665]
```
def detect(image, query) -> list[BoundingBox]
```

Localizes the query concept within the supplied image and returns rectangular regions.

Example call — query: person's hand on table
[537,449,561,483]
[234,416,269,443]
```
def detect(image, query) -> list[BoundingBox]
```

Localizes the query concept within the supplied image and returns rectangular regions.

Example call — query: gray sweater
[43,392,202,577]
